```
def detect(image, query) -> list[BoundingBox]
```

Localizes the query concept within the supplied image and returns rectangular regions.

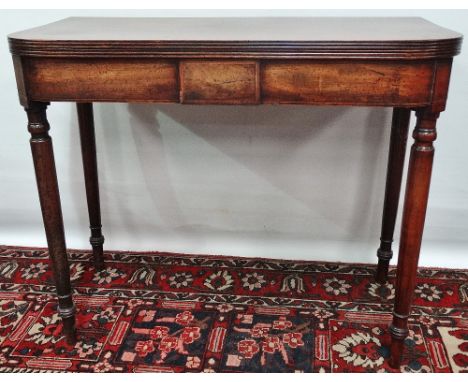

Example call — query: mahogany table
[8,17,462,368]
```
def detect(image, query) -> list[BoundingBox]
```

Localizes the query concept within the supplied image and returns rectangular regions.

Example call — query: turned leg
[376,108,411,282]
[26,102,76,343]
[389,109,439,368]
[77,103,105,270]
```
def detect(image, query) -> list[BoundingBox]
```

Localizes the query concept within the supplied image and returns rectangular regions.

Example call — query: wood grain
[180,60,259,104]
[430,59,453,112]
[262,61,435,106]
[20,58,442,107]
[25,58,178,102]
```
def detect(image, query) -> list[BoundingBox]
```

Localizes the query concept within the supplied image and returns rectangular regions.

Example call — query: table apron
[19,57,440,107]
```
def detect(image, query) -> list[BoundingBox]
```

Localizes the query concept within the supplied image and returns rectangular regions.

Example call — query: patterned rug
[0,245,466,373]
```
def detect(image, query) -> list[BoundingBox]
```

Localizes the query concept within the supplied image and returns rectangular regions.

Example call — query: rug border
[1,244,467,272]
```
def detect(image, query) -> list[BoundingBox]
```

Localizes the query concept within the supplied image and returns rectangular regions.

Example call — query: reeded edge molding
[8,37,463,59]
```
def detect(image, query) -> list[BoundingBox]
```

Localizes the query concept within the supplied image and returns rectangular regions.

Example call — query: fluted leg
[77,103,104,270]
[376,108,411,282]
[389,109,439,368]
[26,102,76,343]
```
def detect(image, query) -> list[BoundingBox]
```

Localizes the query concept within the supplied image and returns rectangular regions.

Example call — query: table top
[8,17,463,59]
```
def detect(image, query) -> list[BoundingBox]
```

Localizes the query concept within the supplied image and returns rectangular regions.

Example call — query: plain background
[0,9,467,268]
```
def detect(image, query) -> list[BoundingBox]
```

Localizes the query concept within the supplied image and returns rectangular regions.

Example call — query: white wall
[1,9,467,268]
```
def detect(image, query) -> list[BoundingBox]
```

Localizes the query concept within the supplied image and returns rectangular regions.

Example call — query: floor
[0,245,466,372]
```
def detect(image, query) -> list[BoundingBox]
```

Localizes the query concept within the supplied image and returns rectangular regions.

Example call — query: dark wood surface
[389,109,439,368]
[77,103,104,270]
[9,17,462,369]
[376,108,411,283]
[8,17,462,59]
[23,58,179,103]
[25,102,76,343]
[261,60,435,106]
[180,60,260,104]
[15,58,442,106]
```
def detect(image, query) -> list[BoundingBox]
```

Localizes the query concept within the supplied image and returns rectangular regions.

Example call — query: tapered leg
[26,102,76,343]
[77,103,104,270]
[376,108,411,282]
[389,109,439,368]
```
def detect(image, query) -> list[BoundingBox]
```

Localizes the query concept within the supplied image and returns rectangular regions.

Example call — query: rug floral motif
[0,245,466,373]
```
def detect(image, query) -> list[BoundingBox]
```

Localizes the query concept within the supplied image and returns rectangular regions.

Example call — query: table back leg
[26,101,76,343]
[389,108,439,368]
[376,108,411,283]
[77,103,105,270]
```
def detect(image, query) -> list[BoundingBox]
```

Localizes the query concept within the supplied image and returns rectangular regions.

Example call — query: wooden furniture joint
[8,17,463,368]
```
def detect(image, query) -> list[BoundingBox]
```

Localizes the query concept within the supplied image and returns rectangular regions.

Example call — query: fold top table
[6,16,464,369]
[8,17,463,59]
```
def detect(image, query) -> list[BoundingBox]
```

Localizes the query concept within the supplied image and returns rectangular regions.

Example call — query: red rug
[0,245,466,373]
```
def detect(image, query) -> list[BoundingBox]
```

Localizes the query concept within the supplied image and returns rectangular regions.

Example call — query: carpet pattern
[0,245,466,373]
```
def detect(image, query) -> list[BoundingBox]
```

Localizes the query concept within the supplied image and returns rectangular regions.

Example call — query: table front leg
[389,108,439,368]
[77,103,104,270]
[26,101,76,343]
[376,108,411,283]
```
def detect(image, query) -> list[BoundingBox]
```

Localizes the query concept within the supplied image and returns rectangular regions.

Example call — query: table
[8,17,462,368]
